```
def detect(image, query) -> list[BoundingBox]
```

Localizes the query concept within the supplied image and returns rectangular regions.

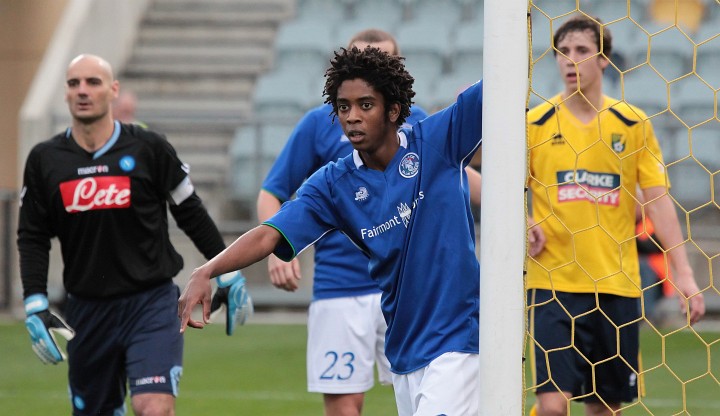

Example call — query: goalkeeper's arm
[24,294,75,365]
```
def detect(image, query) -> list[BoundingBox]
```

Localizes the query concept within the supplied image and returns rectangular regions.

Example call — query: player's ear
[388,102,400,123]
[598,54,609,71]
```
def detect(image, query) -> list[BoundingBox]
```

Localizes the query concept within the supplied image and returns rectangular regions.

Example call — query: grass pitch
[2,318,718,415]
[0,320,396,415]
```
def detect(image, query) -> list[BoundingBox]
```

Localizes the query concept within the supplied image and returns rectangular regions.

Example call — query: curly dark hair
[323,46,415,127]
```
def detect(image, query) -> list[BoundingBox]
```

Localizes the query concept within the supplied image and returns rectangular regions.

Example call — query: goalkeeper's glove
[210,271,254,335]
[24,294,75,365]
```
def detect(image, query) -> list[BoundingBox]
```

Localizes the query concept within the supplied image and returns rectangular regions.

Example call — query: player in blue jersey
[257,29,481,415]
[179,46,483,415]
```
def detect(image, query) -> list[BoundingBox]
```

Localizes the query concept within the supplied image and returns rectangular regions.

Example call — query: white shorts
[392,352,479,416]
[307,293,391,394]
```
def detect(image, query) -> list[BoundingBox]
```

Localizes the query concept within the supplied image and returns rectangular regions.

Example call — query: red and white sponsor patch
[60,176,131,213]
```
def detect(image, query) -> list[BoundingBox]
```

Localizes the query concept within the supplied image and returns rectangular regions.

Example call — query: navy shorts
[528,289,640,404]
[64,282,183,416]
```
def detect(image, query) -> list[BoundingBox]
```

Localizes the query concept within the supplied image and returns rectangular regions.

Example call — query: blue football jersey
[265,81,483,374]
[262,103,428,300]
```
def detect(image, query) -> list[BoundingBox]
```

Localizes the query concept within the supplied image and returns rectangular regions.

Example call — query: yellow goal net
[525,0,719,414]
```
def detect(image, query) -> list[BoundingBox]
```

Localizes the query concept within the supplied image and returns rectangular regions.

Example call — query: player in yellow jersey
[526,15,705,416]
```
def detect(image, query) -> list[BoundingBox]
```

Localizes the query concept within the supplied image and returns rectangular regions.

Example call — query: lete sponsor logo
[60,176,131,213]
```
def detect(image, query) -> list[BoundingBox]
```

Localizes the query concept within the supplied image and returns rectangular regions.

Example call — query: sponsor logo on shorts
[135,376,167,386]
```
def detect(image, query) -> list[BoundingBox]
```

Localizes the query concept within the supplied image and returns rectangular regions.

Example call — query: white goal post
[479,0,528,414]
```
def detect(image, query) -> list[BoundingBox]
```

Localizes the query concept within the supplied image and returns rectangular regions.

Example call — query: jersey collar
[352,131,408,168]
[65,120,121,160]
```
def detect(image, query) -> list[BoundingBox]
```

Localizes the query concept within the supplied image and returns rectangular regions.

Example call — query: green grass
[525,325,720,415]
[0,321,396,415]
[3,320,719,415]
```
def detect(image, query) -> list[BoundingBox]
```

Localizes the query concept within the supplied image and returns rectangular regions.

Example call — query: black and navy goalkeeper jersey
[18,121,225,299]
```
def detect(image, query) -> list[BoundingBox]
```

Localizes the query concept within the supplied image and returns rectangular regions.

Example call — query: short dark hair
[347,28,400,55]
[323,46,414,127]
[553,14,612,58]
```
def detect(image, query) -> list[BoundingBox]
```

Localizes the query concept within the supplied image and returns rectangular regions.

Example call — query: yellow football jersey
[526,94,668,297]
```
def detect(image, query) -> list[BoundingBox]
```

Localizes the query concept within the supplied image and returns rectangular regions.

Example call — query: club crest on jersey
[119,155,136,172]
[399,152,420,178]
[611,133,625,153]
[354,186,369,201]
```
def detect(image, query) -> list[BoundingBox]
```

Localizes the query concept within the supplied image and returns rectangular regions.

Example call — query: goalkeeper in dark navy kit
[17,54,252,416]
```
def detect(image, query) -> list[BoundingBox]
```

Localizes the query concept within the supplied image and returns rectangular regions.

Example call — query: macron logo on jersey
[77,165,109,175]
[557,170,620,206]
[60,176,131,213]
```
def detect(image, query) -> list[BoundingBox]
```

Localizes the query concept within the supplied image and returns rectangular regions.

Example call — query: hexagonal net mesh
[525,0,719,414]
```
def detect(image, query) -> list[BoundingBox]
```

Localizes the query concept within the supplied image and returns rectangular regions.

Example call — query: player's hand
[24,294,75,365]
[268,254,301,292]
[527,217,546,257]
[210,271,254,335]
[178,267,214,332]
[672,269,705,325]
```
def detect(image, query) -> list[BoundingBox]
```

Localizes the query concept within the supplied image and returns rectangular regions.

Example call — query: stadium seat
[638,23,694,80]
[666,159,712,210]
[433,71,479,110]
[590,0,640,22]
[410,76,437,113]
[397,22,451,81]
[228,123,297,201]
[656,127,684,165]
[695,36,720,89]
[449,22,483,102]
[229,125,262,201]
[348,0,403,28]
[530,10,554,56]
[688,125,720,172]
[334,21,397,50]
[604,19,645,70]
[670,77,716,127]
[295,0,347,22]
[622,67,669,117]
[407,0,462,25]
[455,0,484,23]
[273,20,336,74]
[532,0,580,19]
[454,22,484,56]
[648,0,705,33]
[530,55,561,103]
[252,69,315,120]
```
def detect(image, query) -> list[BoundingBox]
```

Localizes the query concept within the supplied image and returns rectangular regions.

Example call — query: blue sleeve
[264,165,340,261]
[261,109,324,202]
[408,105,429,124]
[412,80,483,166]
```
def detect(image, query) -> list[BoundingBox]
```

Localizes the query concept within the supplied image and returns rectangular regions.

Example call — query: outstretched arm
[178,224,282,332]
[257,190,302,291]
[642,186,705,324]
